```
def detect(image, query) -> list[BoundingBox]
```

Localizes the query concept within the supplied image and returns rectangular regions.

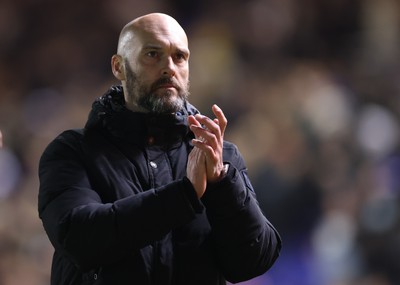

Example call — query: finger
[190,125,219,149]
[194,114,221,140]
[188,115,202,128]
[188,115,205,141]
[213,118,219,126]
[212,104,227,137]
[191,137,215,157]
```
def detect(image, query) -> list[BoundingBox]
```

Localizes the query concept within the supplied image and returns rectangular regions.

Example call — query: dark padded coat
[38,86,281,285]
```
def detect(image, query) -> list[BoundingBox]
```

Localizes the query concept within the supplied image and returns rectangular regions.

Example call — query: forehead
[130,17,188,51]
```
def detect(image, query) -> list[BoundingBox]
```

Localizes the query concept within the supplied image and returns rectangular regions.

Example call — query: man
[38,13,281,285]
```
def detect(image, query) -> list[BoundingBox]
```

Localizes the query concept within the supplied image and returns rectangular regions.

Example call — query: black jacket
[38,86,281,285]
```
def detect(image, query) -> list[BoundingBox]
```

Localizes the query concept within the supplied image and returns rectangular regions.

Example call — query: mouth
[157,84,176,89]
[152,78,180,92]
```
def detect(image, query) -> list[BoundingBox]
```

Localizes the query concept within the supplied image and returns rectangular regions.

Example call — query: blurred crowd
[1,0,400,284]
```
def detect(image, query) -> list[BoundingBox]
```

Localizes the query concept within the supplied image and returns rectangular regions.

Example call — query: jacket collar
[85,85,198,147]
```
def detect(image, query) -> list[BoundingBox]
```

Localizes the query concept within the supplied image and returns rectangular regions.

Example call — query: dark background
[1,0,400,284]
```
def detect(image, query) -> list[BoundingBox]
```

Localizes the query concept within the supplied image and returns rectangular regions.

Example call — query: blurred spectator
[0,145,21,199]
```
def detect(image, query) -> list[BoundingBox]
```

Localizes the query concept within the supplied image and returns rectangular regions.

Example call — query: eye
[174,52,187,62]
[146,51,159,58]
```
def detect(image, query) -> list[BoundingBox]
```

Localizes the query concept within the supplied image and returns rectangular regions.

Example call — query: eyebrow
[142,44,189,55]
[143,44,162,50]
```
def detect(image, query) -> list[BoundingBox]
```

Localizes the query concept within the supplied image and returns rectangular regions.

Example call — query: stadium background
[1,0,400,284]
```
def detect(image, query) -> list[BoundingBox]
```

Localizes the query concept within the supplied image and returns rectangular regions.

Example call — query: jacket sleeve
[201,142,281,283]
[38,130,202,271]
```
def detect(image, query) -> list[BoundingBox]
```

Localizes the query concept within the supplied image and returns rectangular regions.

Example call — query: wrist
[209,164,229,183]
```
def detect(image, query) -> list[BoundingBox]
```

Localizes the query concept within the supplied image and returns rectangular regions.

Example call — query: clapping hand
[186,105,227,197]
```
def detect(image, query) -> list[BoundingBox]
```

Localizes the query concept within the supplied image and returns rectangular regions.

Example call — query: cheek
[178,66,189,82]
[136,68,157,85]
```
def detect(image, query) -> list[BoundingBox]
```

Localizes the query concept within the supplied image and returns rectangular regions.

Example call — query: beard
[124,62,190,114]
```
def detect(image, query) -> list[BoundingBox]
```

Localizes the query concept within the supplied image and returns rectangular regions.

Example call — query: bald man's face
[119,15,190,113]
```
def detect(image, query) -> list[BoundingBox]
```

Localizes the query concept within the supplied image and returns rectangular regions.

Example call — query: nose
[161,57,176,77]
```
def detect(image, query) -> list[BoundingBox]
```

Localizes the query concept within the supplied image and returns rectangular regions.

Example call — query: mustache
[150,77,180,91]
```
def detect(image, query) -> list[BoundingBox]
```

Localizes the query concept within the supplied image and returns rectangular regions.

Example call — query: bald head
[111,13,190,113]
[117,13,188,58]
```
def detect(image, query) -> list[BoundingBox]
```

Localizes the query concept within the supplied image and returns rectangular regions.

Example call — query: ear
[111,55,126,80]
